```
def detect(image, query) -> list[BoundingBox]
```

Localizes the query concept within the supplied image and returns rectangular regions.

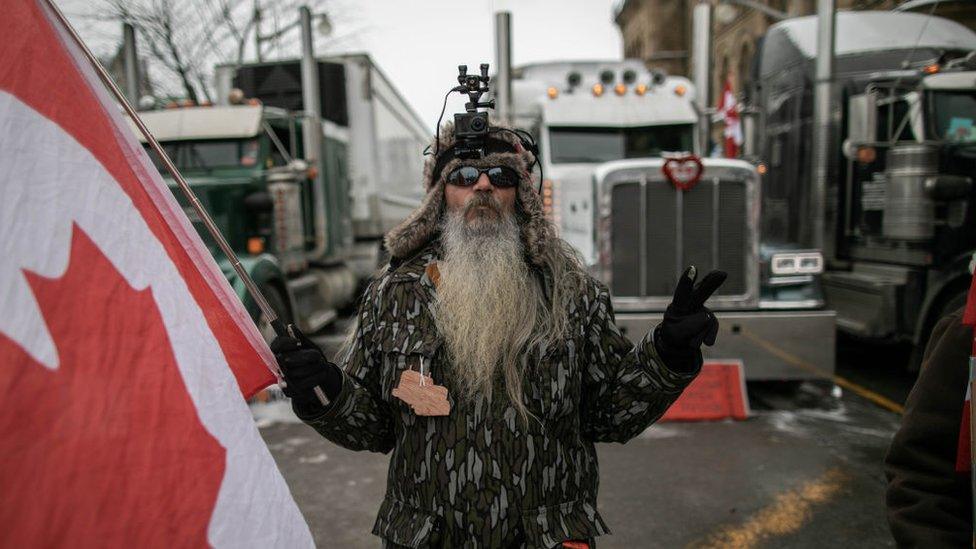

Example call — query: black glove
[655,266,727,373]
[270,326,343,411]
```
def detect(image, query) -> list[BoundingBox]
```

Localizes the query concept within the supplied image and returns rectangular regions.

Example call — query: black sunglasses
[446,166,521,188]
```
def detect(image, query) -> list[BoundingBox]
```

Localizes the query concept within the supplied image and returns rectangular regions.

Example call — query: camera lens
[470,117,486,132]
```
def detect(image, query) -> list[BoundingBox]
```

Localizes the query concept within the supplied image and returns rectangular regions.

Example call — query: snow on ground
[251,400,303,428]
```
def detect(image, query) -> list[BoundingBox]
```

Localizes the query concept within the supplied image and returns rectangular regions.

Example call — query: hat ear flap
[385,181,445,259]
[517,182,554,267]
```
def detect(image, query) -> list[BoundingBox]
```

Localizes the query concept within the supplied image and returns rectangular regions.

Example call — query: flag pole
[41,0,287,340]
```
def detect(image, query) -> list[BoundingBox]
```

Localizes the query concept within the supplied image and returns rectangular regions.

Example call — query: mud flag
[0,1,313,546]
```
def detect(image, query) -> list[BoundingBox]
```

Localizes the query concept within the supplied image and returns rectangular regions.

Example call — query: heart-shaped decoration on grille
[662,154,704,191]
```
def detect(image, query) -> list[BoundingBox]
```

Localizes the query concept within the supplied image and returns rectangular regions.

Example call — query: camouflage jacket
[297,242,699,548]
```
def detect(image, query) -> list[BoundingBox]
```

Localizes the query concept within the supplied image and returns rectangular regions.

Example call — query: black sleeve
[884,308,973,547]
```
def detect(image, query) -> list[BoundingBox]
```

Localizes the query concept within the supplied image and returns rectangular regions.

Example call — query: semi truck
[748,11,976,366]
[509,60,836,379]
[130,53,427,341]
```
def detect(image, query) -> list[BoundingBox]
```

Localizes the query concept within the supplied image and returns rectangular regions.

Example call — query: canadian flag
[717,76,743,158]
[0,1,313,546]
[956,264,976,473]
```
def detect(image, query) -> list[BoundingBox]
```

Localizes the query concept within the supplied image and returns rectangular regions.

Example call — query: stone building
[613,0,969,110]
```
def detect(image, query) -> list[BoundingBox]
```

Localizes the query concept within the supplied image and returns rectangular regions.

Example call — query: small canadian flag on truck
[0,0,312,546]
[718,76,743,159]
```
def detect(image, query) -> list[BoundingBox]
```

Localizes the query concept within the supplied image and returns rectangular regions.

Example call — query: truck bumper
[615,310,837,380]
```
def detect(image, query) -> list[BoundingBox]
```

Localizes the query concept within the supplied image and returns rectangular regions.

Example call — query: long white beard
[434,203,542,407]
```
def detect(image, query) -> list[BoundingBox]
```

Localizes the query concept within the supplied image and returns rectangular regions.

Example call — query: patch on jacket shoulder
[425,262,440,288]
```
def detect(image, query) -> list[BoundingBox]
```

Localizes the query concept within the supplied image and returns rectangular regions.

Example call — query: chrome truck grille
[595,160,760,311]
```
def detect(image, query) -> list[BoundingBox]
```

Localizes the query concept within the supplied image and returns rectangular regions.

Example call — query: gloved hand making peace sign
[653,266,728,373]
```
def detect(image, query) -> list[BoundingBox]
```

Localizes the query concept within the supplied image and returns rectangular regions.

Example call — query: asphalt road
[254,329,912,548]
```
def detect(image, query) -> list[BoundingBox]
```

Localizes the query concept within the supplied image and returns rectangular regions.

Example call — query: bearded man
[271,123,725,548]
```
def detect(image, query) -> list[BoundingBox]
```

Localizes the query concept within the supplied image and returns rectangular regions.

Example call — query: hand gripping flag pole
[40,0,293,377]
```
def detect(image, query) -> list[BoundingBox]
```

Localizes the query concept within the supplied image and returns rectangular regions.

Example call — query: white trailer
[330,54,429,242]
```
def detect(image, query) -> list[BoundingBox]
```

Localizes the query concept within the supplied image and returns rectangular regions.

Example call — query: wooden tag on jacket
[392,370,451,416]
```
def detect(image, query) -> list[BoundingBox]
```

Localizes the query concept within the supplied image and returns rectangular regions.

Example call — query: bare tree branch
[89,0,354,102]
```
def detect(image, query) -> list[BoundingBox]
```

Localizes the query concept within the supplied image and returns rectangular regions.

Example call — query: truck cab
[511,60,835,380]
[749,11,976,364]
[130,102,356,340]
[833,63,976,348]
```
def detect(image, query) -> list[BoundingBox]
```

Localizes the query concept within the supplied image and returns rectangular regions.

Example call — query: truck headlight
[771,252,823,275]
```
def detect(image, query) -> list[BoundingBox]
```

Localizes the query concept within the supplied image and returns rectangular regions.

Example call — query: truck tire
[256,283,291,345]
[910,290,968,371]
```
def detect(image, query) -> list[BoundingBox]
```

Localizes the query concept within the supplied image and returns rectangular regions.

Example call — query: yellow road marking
[738,326,905,415]
[689,468,851,549]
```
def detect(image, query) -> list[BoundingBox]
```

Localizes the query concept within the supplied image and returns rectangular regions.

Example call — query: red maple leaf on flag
[0,225,225,546]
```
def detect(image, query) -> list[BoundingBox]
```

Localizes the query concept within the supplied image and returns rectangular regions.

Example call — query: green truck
[130,54,428,341]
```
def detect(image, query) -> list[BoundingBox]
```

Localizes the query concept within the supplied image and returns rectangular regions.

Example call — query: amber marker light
[923,63,940,74]
[592,83,604,97]
[856,146,877,164]
[635,84,648,96]
[541,179,555,215]
[547,86,559,99]
[674,85,687,97]
[247,237,265,255]
[614,83,626,96]
[756,163,768,175]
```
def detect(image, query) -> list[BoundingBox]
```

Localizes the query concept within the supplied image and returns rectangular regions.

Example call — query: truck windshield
[931,90,976,143]
[548,125,694,164]
[142,139,260,172]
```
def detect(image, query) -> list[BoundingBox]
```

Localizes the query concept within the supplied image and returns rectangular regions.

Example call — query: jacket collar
[388,240,442,284]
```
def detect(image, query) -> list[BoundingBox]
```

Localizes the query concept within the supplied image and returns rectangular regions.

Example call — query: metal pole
[810,0,835,252]
[692,1,712,156]
[41,0,286,341]
[300,5,329,259]
[254,0,263,62]
[122,23,140,106]
[494,11,513,124]
[300,6,323,160]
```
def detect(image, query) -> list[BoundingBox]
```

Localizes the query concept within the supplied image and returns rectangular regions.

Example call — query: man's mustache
[464,192,503,216]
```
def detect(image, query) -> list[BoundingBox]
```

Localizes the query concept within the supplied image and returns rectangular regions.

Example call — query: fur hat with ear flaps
[383,120,556,267]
